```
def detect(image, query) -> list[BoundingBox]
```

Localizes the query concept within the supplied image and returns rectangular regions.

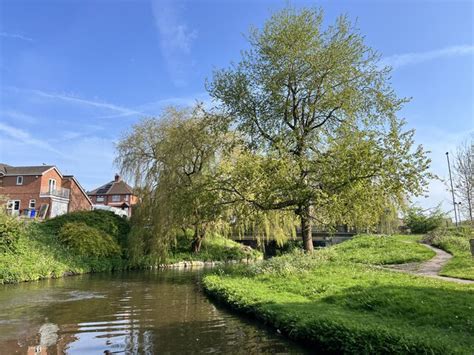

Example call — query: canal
[0,269,306,354]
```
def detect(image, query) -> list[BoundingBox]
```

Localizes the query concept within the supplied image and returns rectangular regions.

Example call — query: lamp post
[446,152,458,227]
[456,202,462,225]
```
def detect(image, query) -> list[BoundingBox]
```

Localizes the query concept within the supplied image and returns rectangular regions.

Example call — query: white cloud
[4,86,142,117]
[96,92,210,119]
[151,0,197,86]
[0,122,64,156]
[0,110,39,124]
[30,89,141,116]
[381,45,474,69]
[0,32,33,42]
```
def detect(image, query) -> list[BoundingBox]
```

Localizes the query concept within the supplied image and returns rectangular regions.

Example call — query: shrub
[58,222,121,257]
[0,211,24,253]
[404,207,445,234]
[44,210,130,248]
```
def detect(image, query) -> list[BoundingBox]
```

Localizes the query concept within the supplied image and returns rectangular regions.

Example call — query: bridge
[231,230,356,254]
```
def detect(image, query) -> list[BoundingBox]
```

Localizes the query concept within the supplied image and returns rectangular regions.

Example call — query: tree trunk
[191,225,206,253]
[191,226,202,253]
[191,237,203,253]
[300,206,314,253]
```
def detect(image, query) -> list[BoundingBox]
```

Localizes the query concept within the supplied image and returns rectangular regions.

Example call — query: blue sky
[0,0,472,216]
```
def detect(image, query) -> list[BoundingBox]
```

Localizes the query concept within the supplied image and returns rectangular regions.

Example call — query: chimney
[114,173,121,182]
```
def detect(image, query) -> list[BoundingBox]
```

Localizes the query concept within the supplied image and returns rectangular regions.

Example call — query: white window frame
[16,176,23,185]
[96,196,105,202]
[112,195,120,202]
[124,195,129,201]
[29,199,36,209]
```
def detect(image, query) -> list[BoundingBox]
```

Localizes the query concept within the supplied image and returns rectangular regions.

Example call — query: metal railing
[40,187,70,199]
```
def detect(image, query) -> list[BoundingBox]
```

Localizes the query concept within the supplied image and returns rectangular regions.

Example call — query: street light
[446,152,458,227]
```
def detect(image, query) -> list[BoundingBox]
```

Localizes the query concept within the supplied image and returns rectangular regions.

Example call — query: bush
[44,210,130,248]
[404,207,445,234]
[0,211,24,253]
[58,222,121,257]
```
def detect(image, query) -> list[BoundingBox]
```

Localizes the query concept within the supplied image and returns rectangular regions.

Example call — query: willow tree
[116,106,229,258]
[208,7,431,251]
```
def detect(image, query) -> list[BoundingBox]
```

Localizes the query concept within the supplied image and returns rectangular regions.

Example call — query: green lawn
[203,235,474,354]
[428,229,474,280]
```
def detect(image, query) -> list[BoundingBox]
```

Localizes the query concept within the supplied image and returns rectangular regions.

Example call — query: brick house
[0,163,92,218]
[87,174,137,217]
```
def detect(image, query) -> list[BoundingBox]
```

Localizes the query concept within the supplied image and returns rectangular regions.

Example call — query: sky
[0,0,473,218]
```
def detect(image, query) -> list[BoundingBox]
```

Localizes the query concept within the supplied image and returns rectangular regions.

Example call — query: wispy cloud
[151,0,197,87]
[0,122,64,155]
[97,92,210,119]
[381,45,474,69]
[4,86,141,117]
[0,31,33,42]
[0,110,39,124]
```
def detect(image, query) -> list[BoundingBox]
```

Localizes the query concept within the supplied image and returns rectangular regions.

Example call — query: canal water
[0,269,306,354]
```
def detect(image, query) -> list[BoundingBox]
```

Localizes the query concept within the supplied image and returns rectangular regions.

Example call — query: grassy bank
[0,211,130,284]
[168,233,261,264]
[203,235,474,354]
[0,211,261,284]
[426,227,474,280]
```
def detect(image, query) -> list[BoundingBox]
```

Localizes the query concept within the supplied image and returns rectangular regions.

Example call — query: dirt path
[386,244,474,285]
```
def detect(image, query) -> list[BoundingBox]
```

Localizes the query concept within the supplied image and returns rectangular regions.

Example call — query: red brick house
[87,174,137,217]
[0,163,92,218]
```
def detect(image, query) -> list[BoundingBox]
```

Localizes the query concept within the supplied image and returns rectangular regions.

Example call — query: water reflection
[0,270,306,354]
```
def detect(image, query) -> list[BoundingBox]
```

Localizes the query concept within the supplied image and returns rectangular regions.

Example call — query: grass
[167,233,262,264]
[0,211,261,283]
[0,222,127,284]
[203,234,474,354]
[426,227,474,280]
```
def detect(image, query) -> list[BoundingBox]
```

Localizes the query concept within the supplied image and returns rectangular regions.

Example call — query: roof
[63,175,93,205]
[0,163,55,176]
[88,180,134,196]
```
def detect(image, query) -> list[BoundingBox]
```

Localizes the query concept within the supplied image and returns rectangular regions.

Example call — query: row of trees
[116,7,431,260]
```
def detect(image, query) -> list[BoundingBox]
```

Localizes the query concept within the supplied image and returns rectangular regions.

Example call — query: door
[48,179,57,193]
[7,200,20,216]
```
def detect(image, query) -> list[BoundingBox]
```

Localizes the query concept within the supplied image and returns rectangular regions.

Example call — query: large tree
[116,106,229,258]
[208,7,431,251]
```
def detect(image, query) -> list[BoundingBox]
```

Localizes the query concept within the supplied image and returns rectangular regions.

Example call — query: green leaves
[208,7,431,239]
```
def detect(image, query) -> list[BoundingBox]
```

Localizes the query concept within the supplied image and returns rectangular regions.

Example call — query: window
[112,195,120,202]
[124,195,129,202]
[29,199,36,209]
[16,176,23,185]
[48,179,56,192]
[96,196,105,202]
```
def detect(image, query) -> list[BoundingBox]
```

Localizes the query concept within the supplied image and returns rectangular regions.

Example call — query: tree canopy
[208,7,431,251]
[116,7,432,257]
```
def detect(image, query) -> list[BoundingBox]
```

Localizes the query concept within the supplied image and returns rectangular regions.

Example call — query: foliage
[116,106,231,260]
[58,222,121,257]
[0,223,126,284]
[425,226,474,280]
[203,236,474,354]
[208,7,431,250]
[43,210,130,250]
[168,232,261,263]
[404,206,445,233]
[0,210,24,253]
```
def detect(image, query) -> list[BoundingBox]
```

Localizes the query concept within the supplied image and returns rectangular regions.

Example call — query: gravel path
[386,244,474,284]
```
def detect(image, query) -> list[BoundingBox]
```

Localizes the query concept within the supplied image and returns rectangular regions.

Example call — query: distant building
[87,174,137,217]
[0,163,92,218]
